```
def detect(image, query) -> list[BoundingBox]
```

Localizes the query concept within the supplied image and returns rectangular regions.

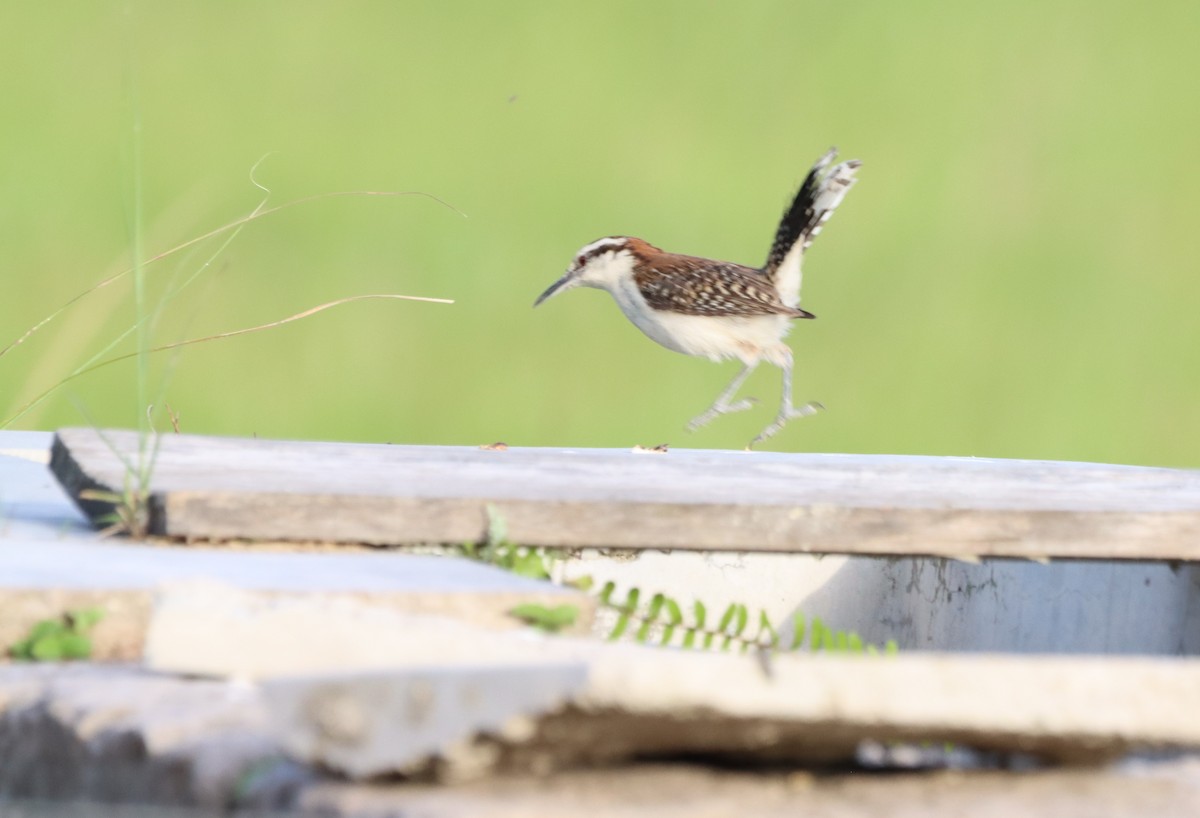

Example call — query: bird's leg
[687,362,758,432]
[750,349,823,447]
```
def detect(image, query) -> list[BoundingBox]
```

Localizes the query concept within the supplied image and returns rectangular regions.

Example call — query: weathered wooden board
[50,427,1200,559]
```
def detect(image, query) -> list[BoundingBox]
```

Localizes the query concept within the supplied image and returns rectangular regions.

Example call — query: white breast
[607,275,791,365]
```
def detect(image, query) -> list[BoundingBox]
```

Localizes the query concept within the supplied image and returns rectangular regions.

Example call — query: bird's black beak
[533,272,574,307]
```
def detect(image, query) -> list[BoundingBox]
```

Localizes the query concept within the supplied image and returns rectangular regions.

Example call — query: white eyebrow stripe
[577,236,628,257]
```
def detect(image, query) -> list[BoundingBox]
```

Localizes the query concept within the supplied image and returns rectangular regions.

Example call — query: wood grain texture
[50,427,1200,559]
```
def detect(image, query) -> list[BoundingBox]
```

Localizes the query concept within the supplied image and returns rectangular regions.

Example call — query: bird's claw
[686,397,758,432]
[747,401,824,448]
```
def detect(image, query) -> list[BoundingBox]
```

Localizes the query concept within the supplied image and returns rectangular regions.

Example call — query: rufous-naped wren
[534,148,860,447]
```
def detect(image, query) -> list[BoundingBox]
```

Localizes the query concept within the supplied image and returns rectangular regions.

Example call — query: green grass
[2,1,1198,467]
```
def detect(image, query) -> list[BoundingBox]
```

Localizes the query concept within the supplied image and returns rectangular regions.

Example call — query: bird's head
[534,236,651,306]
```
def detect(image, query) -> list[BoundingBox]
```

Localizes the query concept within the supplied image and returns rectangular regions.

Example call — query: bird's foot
[748,401,824,448]
[686,397,758,432]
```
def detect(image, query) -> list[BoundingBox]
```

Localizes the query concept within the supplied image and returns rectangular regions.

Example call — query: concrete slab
[269,665,589,779]
[4,663,1199,816]
[0,541,584,660]
[144,583,590,678]
[0,434,586,659]
[0,663,291,809]
[0,539,570,595]
[33,427,1200,656]
[145,586,591,778]
[0,430,57,461]
[0,431,90,537]
[50,427,1200,559]
[558,648,1200,764]
[560,549,1200,655]
[140,587,1200,775]
[5,429,1200,815]
[260,647,1200,777]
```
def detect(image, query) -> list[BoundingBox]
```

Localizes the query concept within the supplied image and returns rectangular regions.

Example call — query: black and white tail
[763,148,861,308]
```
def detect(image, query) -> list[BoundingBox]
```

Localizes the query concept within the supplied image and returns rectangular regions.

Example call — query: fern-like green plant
[595,580,897,655]
[455,510,898,654]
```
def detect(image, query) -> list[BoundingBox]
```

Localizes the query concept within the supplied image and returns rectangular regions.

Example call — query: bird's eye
[574,255,585,268]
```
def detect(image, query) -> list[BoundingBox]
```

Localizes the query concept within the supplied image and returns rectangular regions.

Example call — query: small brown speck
[632,443,669,454]
[480,442,509,451]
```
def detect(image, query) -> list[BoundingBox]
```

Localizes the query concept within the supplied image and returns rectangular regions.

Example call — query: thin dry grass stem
[0,190,464,362]
[137,293,454,352]
[1,294,453,427]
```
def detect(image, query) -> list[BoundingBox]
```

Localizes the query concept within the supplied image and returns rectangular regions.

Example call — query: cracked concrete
[5,430,1200,815]
[4,652,1200,815]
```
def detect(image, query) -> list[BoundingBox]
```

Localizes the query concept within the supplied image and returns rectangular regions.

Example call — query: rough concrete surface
[0,664,295,810]
[140,586,1200,776]
[3,663,1200,817]
[0,544,587,662]
[561,548,1200,655]
[268,665,589,779]
[0,433,90,537]
[0,432,588,660]
[6,430,1200,815]
[144,583,589,678]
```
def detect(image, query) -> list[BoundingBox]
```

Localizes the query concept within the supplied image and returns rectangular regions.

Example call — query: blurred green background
[2,2,1197,466]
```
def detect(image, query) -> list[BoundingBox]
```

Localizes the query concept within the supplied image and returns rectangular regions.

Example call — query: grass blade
[0,189,463,363]
[3,294,452,427]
